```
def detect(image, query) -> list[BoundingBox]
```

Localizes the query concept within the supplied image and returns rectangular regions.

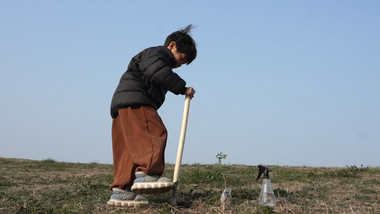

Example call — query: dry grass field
[1,157,379,213]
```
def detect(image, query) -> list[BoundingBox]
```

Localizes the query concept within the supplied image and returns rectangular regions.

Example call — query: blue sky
[1,1,379,167]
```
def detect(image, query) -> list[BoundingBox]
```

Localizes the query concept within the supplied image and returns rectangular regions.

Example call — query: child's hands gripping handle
[185,87,196,99]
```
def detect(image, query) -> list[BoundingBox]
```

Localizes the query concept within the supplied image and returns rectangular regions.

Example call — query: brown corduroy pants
[110,106,167,190]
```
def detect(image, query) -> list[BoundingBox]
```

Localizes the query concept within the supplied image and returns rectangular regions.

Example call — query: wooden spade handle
[173,96,191,183]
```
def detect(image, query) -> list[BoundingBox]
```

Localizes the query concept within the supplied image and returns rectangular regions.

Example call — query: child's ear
[167,41,177,50]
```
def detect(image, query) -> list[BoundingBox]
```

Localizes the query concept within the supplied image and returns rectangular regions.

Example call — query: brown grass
[0,157,379,213]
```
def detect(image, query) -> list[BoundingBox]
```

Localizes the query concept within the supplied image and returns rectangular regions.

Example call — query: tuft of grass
[0,177,16,187]
[42,158,57,163]
[333,164,370,178]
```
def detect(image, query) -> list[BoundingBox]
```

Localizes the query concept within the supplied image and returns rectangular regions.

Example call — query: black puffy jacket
[110,46,187,118]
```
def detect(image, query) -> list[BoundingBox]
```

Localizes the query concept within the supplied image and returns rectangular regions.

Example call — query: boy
[107,25,197,207]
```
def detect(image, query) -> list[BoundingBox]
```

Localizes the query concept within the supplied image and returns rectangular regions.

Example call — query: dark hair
[164,24,197,64]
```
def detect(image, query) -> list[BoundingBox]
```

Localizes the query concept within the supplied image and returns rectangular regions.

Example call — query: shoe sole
[131,182,173,194]
[107,199,148,207]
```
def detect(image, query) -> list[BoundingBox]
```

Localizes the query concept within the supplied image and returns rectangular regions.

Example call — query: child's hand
[185,87,196,99]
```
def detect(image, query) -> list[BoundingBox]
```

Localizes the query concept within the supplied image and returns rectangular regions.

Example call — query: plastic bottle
[256,165,277,206]
[220,188,232,210]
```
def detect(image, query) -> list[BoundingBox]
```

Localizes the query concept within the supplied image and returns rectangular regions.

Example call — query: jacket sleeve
[140,49,187,95]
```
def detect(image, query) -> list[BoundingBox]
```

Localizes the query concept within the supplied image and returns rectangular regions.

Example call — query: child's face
[168,42,188,68]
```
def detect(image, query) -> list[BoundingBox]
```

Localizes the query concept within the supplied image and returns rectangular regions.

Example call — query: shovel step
[131,182,174,194]
[107,199,148,207]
